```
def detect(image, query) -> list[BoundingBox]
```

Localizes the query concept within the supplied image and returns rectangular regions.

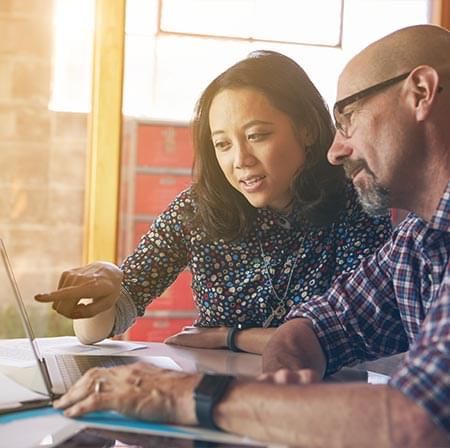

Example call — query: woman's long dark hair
[191,50,346,240]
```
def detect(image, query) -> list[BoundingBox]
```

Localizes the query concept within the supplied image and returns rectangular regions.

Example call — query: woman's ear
[298,125,316,148]
[407,65,441,122]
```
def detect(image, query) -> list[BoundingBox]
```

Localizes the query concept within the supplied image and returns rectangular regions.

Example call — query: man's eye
[343,111,353,123]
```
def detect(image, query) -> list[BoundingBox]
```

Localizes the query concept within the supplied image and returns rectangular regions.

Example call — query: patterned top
[288,181,450,435]
[112,182,391,334]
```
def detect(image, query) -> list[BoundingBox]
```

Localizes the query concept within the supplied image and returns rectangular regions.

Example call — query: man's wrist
[173,373,204,425]
[194,373,235,430]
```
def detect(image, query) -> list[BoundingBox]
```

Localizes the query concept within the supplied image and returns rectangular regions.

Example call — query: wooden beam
[84,0,126,263]
[440,0,450,30]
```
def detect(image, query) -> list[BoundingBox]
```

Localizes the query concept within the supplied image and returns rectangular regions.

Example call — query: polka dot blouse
[116,183,392,330]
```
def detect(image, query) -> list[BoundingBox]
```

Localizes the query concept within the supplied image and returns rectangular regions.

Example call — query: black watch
[194,373,234,430]
[227,322,255,352]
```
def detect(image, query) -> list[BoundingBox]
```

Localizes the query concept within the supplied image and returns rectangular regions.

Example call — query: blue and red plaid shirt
[287,181,450,435]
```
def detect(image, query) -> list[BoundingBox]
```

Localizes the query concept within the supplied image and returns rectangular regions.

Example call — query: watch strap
[227,326,241,352]
[194,373,234,430]
[227,322,256,352]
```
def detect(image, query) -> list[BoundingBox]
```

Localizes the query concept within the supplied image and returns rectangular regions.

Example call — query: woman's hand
[53,362,202,424]
[34,261,123,319]
[164,326,229,349]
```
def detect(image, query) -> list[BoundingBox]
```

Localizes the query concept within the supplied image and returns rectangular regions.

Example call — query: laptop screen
[0,238,54,397]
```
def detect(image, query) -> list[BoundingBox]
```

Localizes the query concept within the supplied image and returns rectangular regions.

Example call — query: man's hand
[257,368,321,385]
[34,261,123,319]
[164,326,228,349]
[53,362,202,425]
[262,318,327,377]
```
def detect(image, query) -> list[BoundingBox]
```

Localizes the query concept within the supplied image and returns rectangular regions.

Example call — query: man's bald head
[337,25,450,102]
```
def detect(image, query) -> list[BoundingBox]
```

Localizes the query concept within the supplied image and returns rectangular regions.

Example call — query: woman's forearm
[233,328,277,354]
[73,305,116,344]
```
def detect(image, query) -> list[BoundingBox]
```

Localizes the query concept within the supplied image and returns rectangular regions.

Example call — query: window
[160,0,343,46]
[51,0,430,118]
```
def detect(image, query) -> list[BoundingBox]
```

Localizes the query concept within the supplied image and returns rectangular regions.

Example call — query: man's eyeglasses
[333,71,412,138]
[334,70,444,138]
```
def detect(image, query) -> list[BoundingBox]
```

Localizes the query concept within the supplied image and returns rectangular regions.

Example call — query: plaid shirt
[287,180,450,435]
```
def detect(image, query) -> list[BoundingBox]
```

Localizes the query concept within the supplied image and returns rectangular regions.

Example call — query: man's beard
[344,159,390,216]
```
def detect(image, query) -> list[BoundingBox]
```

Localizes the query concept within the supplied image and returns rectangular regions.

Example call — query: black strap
[227,326,242,352]
[194,374,234,430]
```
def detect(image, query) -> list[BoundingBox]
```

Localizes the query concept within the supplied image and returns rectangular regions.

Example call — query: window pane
[49,0,94,113]
[160,0,343,46]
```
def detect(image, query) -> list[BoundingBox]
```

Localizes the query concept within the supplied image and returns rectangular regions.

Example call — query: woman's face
[209,88,307,212]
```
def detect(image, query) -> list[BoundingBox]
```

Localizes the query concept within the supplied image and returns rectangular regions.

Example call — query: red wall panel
[137,125,194,168]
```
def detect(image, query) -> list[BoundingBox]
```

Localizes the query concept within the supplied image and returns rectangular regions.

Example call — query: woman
[35,51,391,353]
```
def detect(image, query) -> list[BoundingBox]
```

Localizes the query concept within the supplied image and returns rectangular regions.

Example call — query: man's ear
[407,65,440,122]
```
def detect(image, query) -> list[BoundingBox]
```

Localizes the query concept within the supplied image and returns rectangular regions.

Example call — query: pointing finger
[34,282,102,303]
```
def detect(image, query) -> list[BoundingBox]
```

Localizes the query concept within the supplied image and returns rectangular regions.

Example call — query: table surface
[0,337,404,448]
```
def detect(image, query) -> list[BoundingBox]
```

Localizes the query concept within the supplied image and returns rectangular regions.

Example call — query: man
[52,25,450,447]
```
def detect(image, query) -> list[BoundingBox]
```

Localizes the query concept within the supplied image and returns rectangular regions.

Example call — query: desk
[0,337,402,448]
[0,337,266,448]
[121,340,263,377]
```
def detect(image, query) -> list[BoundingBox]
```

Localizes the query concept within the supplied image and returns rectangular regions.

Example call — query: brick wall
[0,0,87,336]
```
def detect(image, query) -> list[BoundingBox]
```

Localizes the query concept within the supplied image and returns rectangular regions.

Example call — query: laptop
[0,239,144,401]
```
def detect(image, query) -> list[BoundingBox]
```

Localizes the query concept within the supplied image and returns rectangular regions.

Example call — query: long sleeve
[112,188,193,334]
[287,223,411,374]
[389,262,450,435]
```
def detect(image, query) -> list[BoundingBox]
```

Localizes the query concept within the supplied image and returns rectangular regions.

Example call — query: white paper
[0,337,147,367]
[367,370,390,384]
[46,339,147,355]
[0,413,82,448]
[0,337,76,367]
[142,356,181,371]
[0,343,38,367]
[0,371,44,404]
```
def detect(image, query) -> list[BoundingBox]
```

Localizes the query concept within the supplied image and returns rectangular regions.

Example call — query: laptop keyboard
[54,354,141,390]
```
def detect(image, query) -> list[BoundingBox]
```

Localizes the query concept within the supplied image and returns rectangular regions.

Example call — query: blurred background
[0,0,448,339]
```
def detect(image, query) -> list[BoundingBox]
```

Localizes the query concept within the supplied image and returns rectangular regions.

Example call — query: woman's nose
[234,141,256,168]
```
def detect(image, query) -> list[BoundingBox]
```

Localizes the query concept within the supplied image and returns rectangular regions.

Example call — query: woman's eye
[248,132,270,142]
[213,140,230,151]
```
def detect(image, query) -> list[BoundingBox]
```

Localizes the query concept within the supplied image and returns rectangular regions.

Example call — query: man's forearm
[212,381,448,447]
[262,318,327,375]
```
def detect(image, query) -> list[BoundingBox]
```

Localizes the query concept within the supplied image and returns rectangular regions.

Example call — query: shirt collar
[429,180,450,232]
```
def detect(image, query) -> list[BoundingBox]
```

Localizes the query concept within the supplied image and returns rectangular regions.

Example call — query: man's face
[341,155,390,216]
[328,68,415,216]
[328,95,397,216]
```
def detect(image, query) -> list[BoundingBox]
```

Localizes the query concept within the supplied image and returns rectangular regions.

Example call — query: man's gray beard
[355,182,390,216]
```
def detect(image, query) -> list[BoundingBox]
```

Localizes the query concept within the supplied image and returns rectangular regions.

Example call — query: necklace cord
[259,236,305,326]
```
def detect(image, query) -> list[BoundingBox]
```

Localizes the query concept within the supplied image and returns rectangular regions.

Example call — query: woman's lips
[240,175,266,192]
